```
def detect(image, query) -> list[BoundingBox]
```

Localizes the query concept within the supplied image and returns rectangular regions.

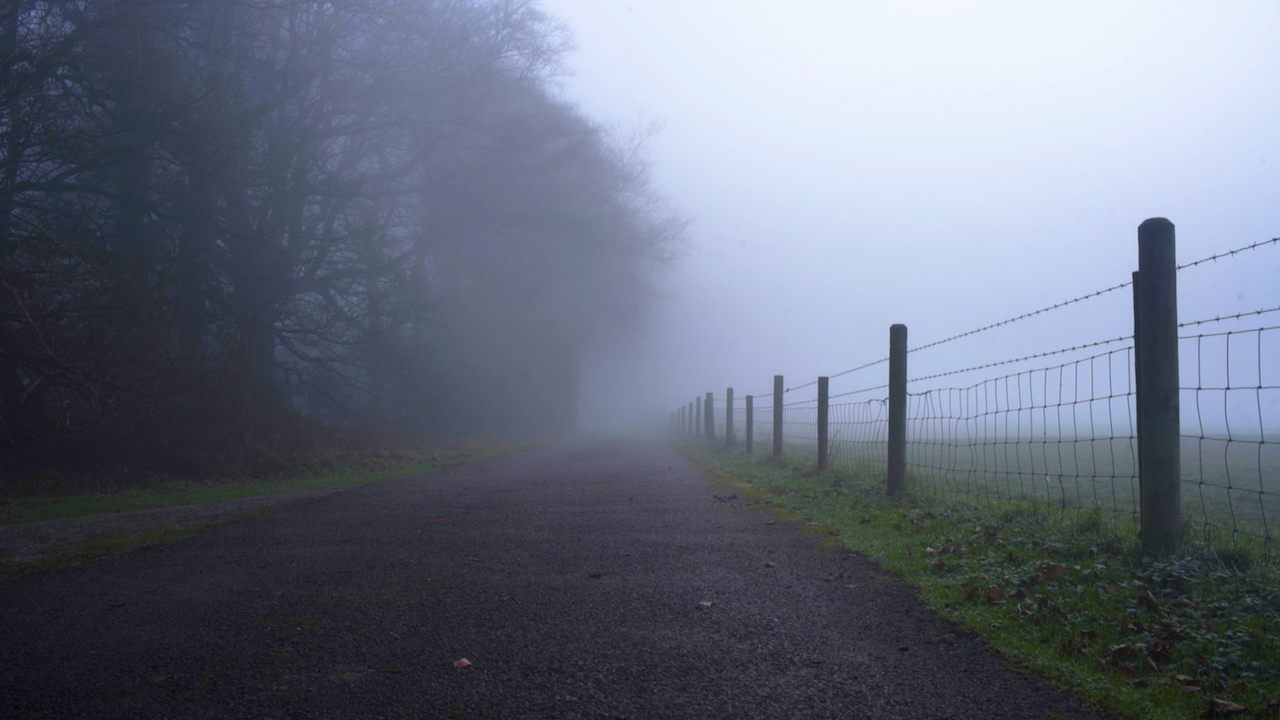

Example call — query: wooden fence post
[725,388,735,447]
[817,376,829,471]
[888,324,908,497]
[745,395,754,454]
[1136,218,1181,553]
[773,375,784,458]
[705,392,715,442]
[695,397,701,438]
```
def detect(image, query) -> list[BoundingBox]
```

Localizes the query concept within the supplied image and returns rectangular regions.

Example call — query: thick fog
[544,0,1280,432]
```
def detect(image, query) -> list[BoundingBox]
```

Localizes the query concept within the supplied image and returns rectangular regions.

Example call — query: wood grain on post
[725,387,734,447]
[817,376,829,471]
[887,324,908,496]
[772,375,784,458]
[705,392,715,442]
[1136,218,1181,553]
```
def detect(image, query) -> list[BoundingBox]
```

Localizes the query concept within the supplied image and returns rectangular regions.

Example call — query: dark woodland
[0,0,685,481]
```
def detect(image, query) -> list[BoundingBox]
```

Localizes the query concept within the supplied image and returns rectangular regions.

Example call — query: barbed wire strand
[1180,323,1280,341]
[1177,237,1280,271]
[830,384,889,400]
[909,281,1133,355]
[829,356,890,380]
[909,335,1134,385]
[1179,305,1280,329]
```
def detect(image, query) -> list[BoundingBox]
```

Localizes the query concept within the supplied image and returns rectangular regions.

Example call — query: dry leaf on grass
[1201,698,1248,717]
[453,659,471,668]
[763,562,778,568]
[698,600,716,607]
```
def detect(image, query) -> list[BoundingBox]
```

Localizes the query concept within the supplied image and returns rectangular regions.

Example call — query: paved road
[1,439,1112,719]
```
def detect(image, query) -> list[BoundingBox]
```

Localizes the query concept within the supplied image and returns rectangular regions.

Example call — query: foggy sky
[540,0,1280,431]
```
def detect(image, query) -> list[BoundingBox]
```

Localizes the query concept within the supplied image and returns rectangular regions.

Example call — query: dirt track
[0,438,1112,719]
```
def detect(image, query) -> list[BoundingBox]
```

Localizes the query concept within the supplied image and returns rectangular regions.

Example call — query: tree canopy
[0,0,685,478]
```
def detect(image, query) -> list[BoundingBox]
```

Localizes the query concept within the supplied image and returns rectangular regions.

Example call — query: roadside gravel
[0,438,1115,719]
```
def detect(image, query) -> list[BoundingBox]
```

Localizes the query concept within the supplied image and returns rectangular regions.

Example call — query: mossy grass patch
[676,440,1280,720]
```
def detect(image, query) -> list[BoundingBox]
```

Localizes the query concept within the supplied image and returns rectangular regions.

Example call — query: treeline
[0,0,684,480]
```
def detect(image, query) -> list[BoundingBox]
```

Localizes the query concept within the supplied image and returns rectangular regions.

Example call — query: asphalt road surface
[1,438,1113,719]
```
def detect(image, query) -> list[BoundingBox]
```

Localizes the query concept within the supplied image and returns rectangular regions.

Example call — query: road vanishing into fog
[1,439,1113,719]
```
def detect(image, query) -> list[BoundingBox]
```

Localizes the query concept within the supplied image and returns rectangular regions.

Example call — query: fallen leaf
[932,561,945,570]
[766,521,776,526]
[698,600,716,607]
[963,586,981,602]
[1139,590,1164,615]
[453,659,471,668]
[1044,564,1066,580]
[1115,663,1137,682]
[925,546,936,555]
[1106,645,1135,660]
[1233,682,1249,694]
[1201,698,1248,717]
[1181,686,1203,694]
[763,562,778,568]
[807,521,821,526]
[985,587,1005,603]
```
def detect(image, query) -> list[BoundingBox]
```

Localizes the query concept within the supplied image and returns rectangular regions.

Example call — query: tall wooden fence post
[688,402,694,438]
[680,406,686,437]
[745,395,754,454]
[725,388,735,447]
[772,375,784,458]
[1136,218,1181,553]
[705,392,715,442]
[887,324,908,497]
[695,397,701,438]
[817,376,829,471]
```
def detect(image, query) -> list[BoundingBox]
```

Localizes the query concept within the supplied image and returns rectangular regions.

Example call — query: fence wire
[905,347,1139,521]
[677,235,1279,556]
[1180,323,1280,553]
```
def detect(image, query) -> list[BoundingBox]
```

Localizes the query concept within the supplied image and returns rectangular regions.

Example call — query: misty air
[2,1,1278,718]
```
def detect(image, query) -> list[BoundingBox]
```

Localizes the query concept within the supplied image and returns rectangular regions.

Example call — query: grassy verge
[0,506,282,579]
[677,441,1280,720]
[1,439,528,525]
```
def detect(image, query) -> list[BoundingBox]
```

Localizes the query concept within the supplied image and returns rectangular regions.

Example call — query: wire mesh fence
[904,347,1139,523]
[1180,324,1280,554]
[673,232,1280,555]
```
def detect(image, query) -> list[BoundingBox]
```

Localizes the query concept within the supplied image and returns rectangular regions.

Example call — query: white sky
[540,0,1280,430]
